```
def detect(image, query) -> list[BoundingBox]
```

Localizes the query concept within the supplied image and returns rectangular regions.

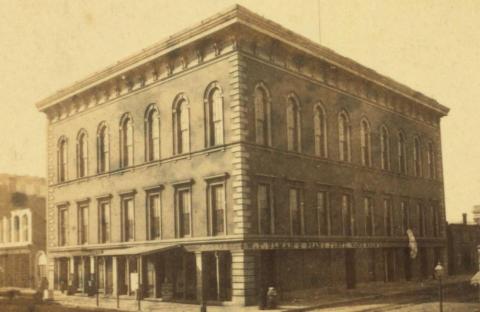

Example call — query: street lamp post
[434,262,444,312]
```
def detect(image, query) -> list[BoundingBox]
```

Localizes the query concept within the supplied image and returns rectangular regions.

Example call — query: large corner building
[36,5,449,306]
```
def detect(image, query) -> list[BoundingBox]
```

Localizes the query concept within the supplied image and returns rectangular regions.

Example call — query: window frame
[145,186,163,240]
[97,196,112,244]
[364,195,375,236]
[427,141,436,179]
[383,197,393,236]
[256,180,275,235]
[206,177,227,236]
[398,131,407,174]
[97,122,110,174]
[254,82,272,146]
[413,136,422,177]
[380,125,391,171]
[341,192,355,236]
[57,203,69,246]
[316,188,330,236]
[120,192,136,242]
[338,111,351,162]
[204,82,225,148]
[119,113,134,168]
[76,130,88,178]
[174,182,193,238]
[172,94,190,155]
[313,103,328,158]
[360,118,372,167]
[286,93,302,153]
[145,104,161,162]
[77,200,90,245]
[288,185,304,236]
[400,199,410,234]
[57,137,68,183]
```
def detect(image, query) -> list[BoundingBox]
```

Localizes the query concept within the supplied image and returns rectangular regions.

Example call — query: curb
[279,280,470,312]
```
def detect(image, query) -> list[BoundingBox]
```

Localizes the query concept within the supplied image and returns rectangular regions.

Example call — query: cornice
[36,4,449,121]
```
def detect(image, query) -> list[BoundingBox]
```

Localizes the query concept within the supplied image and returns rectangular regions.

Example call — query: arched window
[173,94,190,154]
[254,82,271,146]
[338,111,351,162]
[398,131,407,174]
[360,119,371,166]
[427,142,436,179]
[76,130,88,178]
[380,126,390,170]
[286,94,301,152]
[314,103,327,157]
[21,214,28,242]
[57,137,68,182]
[97,122,109,173]
[205,83,224,147]
[120,114,134,168]
[13,216,20,242]
[145,105,160,161]
[413,137,422,177]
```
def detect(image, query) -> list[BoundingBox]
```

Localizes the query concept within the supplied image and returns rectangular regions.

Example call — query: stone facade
[36,5,449,306]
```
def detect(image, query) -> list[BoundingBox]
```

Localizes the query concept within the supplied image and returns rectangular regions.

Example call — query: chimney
[462,213,467,225]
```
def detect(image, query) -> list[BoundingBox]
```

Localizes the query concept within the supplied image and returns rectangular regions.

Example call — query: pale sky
[1,0,479,223]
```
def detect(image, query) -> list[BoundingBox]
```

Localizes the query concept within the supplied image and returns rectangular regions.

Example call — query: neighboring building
[36,5,449,306]
[0,175,47,288]
[473,205,480,225]
[447,214,480,275]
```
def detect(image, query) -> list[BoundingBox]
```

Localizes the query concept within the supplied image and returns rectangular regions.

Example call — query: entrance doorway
[203,251,232,301]
[345,249,356,289]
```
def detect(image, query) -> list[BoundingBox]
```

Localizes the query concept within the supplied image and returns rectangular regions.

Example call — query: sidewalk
[30,274,473,312]
[277,274,473,311]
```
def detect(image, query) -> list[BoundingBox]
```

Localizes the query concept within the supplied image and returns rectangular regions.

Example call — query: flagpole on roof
[317,0,322,44]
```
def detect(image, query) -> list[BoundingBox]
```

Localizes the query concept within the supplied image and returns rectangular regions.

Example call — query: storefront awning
[471,271,480,285]
[100,244,181,257]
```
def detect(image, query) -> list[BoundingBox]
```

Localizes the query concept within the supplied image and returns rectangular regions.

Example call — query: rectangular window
[384,198,393,236]
[98,200,111,243]
[121,197,135,242]
[400,200,409,234]
[78,203,89,245]
[98,258,105,292]
[317,191,329,235]
[432,202,440,237]
[258,184,272,234]
[58,205,69,246]
[147,193,162,240]
[364,197,374,236]
[342,194,354,236]
[176,188,191,238]
[289,188,302,235]
[418,203,425,237]
[210,184,225,236]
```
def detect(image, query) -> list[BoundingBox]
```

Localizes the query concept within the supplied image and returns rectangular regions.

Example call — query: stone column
[112,256,118,296]
[194,251,204,303]
[69,256,75,290]
[231,250,256,306]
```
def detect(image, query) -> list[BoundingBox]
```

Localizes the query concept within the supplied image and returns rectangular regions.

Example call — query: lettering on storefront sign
[243,241,383,250]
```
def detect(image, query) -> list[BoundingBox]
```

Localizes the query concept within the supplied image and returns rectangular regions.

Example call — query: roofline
[35,4,449,115]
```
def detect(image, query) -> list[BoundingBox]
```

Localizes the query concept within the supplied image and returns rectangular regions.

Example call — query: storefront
[51,245,233,304]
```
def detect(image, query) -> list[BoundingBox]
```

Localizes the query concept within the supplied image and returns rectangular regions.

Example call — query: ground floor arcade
[49,242,445,306]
